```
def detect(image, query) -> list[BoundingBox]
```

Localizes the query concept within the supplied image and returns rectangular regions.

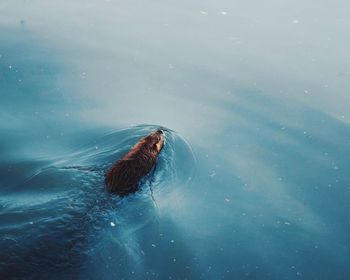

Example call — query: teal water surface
[1,0,350,279]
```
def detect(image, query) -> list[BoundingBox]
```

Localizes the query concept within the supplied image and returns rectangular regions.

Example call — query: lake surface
[1,0,350,279]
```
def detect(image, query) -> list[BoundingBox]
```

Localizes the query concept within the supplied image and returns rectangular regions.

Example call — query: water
[1,0,350,279]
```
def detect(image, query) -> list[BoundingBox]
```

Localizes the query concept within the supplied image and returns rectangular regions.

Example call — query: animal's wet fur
[105,130,164,195]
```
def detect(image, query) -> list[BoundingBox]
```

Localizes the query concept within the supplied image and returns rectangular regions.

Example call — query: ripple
[0,125,195,277]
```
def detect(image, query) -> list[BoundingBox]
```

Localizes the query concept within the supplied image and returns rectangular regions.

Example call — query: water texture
[1,0,350,279]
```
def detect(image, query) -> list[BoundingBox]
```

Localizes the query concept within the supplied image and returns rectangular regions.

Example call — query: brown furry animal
[105,130,165,195]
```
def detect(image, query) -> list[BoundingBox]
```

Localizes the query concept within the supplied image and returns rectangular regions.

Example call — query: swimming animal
[105,129,164,195]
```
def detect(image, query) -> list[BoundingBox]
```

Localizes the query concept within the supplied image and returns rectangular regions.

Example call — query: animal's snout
[157,129,164,134]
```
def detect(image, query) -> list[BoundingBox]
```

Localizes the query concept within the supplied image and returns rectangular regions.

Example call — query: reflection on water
[1,0,350,279]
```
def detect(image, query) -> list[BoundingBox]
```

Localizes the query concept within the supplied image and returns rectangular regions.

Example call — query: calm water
[1,0,350,279]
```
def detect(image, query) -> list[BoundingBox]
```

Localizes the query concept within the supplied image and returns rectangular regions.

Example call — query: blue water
[1,1,350,279]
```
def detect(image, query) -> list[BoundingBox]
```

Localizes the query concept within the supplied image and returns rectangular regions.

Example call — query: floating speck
[225,198,230,202]
[110,222,116,227]
[292,19,299,24]
[221,11,227,15]
[151,244,156,248]
[200,11,208,15]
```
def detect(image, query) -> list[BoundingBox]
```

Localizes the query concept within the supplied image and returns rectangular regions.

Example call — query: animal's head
[144,129,165,154]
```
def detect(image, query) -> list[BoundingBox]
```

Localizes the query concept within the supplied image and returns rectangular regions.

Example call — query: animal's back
[105,130,164,195]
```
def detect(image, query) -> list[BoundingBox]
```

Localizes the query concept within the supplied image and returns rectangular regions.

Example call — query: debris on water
[110,222,116,227]
[151,244,156,248]
[224,198,230,202]
[284,221,291,226]
[210,170,216,177]
[221,11,227,15]
[170,239,174,243]
[292,19,299,24]
[200,11,208,15]
[29,221,34,225]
